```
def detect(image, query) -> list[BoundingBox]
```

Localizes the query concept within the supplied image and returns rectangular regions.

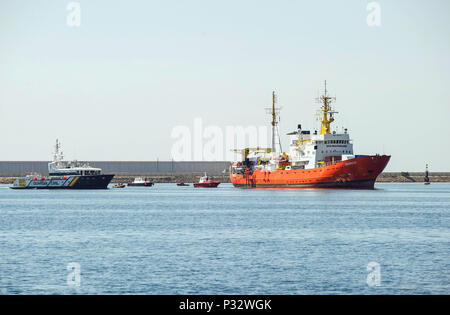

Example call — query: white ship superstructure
[287,126,354,169]
[48,140,102,176]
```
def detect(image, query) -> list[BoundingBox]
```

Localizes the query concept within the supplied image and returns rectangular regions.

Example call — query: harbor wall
[0,161,230,176]
[1,161,449,183]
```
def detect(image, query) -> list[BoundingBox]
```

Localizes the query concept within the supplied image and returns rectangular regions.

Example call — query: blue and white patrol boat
[11,140,114,189]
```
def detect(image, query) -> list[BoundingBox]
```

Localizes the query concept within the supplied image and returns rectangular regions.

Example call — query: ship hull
[10,174,114,189]
[127,183,154,187]
[230,155,390,190]
[194,182,220,188]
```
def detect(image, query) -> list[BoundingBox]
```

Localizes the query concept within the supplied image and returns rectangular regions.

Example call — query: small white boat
[127,177,154,187]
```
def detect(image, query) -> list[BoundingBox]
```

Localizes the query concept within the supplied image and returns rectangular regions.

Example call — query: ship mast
[53,139,64,162]
[266,91,282,153]
[316,80,337,135]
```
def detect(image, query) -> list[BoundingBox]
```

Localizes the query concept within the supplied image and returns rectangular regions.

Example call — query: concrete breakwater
[111,174,230,184]
[1,173,450,185]
[1,161,448,183]
[0,161,230,177]
[377,172,450,182]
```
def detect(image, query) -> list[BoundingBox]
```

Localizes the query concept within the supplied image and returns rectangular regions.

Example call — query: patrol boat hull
[230,155,390,190]
[11,174,114,189]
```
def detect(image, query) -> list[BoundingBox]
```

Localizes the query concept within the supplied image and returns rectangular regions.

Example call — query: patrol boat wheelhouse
[11,140,114,189]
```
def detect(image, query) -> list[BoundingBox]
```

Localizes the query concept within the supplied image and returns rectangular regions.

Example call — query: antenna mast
[266,91,282,153]
[315,80,338,135]
[54,139,63,162]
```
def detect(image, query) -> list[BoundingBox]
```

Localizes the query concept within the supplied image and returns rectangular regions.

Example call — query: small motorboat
[127,177,154,187]
[177,183,190,186]
[113,183,126,188]
[193,173,220,188]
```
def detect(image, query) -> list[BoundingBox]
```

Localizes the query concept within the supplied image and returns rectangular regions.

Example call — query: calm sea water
[0,183,449,295]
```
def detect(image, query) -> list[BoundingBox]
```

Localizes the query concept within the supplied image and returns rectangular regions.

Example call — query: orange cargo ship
[230,82,390,189]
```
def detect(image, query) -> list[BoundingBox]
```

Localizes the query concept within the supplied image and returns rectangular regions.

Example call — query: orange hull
[230,155,390,189]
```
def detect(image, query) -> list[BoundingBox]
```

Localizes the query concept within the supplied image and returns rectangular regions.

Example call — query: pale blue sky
[0,0,449,171]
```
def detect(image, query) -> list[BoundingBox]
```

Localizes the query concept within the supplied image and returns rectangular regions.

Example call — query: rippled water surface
[0,183,449,294]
